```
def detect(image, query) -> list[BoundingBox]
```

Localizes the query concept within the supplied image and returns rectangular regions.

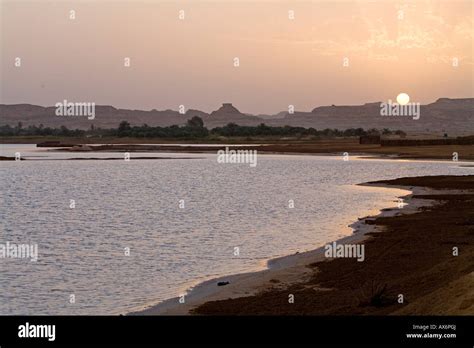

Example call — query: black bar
[0,316,472,346]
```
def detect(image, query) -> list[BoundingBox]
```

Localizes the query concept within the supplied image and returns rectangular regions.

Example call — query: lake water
[0,144,471,314]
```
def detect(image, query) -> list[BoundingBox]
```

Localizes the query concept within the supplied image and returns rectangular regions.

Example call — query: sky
[1,0,473,114]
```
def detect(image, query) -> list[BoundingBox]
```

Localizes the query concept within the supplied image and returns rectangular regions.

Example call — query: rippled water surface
[0,144,471,314]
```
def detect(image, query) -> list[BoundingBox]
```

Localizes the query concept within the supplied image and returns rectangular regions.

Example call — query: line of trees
[0,122,86,137]
[0,117,406,138]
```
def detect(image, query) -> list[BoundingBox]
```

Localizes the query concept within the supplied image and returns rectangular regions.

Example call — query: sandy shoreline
[129,180,440,316]
[192,175,473,315]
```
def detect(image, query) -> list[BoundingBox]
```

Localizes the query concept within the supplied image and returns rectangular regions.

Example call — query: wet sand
[131,175,474,315]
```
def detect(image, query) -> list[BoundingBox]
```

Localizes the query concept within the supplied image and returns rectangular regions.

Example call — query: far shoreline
[2,140,474,162]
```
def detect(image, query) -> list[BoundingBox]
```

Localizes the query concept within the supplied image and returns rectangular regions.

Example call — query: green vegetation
[0,117,406,139]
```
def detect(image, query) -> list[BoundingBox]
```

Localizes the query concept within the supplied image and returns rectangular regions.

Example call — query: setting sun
[397,93,410,105]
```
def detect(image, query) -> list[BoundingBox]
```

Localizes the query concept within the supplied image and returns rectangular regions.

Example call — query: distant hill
[265,98,473,135]
[1,98,472,135]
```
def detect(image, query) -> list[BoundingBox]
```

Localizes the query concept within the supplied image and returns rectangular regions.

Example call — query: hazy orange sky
[1,0,472,114]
